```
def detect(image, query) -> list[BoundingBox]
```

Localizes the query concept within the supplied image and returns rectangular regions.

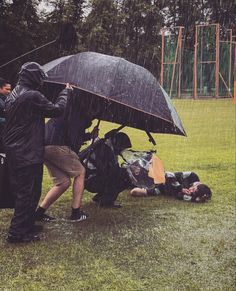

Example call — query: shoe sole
[70,216,87,222]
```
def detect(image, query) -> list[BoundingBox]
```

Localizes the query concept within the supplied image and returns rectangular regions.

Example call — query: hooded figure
[82,132,132,208]
[0,77,11,151]
[3,62,69,243]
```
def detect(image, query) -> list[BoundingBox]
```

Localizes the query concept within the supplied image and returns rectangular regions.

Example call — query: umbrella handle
[146,131,156,146]
[80,119,101,168]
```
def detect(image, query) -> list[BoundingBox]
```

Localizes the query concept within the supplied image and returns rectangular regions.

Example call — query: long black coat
[3,84,67,169]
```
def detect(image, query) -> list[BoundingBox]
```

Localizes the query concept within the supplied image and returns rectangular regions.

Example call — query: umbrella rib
[45,80,178,126]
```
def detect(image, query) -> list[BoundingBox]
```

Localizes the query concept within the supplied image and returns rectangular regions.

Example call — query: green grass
[0,99,235,291]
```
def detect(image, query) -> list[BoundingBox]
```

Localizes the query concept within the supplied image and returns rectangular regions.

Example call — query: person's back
[83,138,119,181]
[3,63,67,168]
[45,92,93,153]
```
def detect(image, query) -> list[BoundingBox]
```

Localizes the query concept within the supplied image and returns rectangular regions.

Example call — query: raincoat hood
[19,62,48,89]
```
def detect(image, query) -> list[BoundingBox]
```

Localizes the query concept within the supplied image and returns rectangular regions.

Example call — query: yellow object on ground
[148,155,165,184]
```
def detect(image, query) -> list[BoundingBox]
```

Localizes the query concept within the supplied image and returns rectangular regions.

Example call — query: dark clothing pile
[82,138,131,206]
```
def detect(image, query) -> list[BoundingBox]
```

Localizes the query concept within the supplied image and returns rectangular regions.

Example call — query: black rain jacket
[0,93,6,150]
[3,75,68,168]
[45,92,92,153]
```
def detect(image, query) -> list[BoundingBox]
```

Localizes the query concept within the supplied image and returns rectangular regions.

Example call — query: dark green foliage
[0,0,235,83]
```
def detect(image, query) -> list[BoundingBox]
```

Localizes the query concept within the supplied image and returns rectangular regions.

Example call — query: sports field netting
[161,24,235,99]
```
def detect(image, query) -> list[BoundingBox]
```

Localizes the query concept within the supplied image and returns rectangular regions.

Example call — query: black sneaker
[70,210,88,222]
[35,213,56,222]
[7,233,40,244]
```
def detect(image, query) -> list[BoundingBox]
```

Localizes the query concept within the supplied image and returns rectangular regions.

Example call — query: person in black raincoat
[3,62,69,243]
[83,131,132,208]
[35,92,99,222]
[0,77,11,151]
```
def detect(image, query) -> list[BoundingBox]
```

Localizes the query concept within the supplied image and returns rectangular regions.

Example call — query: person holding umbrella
[3,62,69,243]
[35,91,99,222]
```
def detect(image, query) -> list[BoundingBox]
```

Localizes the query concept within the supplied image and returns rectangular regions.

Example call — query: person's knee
[74,168,86,183]
[79,166,86,178]
[59,179,71,190]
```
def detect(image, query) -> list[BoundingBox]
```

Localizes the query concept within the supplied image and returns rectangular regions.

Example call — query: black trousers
[85,168,131,205]
[8,163,43,237]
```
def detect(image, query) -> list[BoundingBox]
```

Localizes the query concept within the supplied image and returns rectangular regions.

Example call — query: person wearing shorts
[35,90,99,222]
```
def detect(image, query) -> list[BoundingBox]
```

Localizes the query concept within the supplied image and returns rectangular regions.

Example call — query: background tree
[81,0,121,54]
[0,0,235,83]
[0,0,42,82]
[117,0,163,76]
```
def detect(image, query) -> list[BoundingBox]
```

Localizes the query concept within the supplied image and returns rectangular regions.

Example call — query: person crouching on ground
[83,131,132,208]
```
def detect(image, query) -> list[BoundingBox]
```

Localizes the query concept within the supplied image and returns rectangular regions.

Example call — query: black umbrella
[43,52,186,136]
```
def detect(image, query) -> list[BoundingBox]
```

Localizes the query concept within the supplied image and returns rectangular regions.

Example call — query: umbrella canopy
[43,52,186,136]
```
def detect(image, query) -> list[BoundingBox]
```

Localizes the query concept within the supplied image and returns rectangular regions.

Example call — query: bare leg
[72,167,86,209]
[40,180,71,209]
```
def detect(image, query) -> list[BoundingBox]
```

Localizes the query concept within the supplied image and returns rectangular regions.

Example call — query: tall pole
[178,27,183,98]
[215,24,220,98]
[194,26,198,99]
[170,27,182,98]
[228,29,232,97]
[234,38,236,104]
[160,29,165,87]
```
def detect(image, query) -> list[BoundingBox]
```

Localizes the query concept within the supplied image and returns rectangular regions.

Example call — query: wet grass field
[0,99,235,290]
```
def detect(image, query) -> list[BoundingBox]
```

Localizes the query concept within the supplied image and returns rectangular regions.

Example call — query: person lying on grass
[122,150,212,203]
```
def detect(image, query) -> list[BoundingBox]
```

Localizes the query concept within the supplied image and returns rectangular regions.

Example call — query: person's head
[19,62,48,89]
[182,182,212,203]
[0,77,11,96]
[110,132,132,155]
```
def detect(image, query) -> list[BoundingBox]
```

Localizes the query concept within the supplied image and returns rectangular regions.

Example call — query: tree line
[0,0,235,84]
